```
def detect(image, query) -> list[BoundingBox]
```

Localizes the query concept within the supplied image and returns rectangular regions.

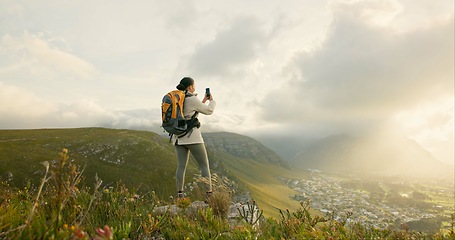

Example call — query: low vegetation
[1,149,453,239]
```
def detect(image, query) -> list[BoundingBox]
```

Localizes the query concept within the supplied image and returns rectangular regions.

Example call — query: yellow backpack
[161,90,199,138]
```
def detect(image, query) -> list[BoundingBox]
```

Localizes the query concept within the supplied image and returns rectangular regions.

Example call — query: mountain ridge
[203,132,290,169]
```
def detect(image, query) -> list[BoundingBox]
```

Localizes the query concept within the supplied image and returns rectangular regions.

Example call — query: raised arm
[187,95,216,115]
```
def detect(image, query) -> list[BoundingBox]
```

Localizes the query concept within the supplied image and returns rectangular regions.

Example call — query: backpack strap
[177,111,200,139]
[169,112,200,142]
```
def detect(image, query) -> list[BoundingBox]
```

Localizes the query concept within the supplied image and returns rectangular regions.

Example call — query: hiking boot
[177,191,184,199]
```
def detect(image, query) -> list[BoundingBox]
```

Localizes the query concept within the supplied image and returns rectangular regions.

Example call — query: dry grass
[193,173,234,217]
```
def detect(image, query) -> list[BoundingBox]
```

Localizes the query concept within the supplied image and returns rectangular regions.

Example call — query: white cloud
[0,82,56,121]
[329,0,403,27]
[261,0,454,124]
[0,82,156,130]
[0,32,95,79]
[187,16,270,77]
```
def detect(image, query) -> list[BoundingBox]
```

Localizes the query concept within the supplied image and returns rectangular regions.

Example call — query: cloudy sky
[0,0,453,164]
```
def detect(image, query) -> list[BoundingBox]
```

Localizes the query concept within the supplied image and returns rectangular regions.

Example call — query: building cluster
[286,172,440,229]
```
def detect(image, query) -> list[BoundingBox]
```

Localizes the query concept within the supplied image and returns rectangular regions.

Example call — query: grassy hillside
[212,151,306,219]
[0,128,200,198]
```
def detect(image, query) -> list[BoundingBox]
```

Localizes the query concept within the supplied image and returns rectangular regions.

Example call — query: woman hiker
[173,77,216,200]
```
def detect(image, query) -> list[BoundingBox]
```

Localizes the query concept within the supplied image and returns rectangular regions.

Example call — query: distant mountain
[246,134,311,161]
[203,132,290,169]
[290,133,452,178]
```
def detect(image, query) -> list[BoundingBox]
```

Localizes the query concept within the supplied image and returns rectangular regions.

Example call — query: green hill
[0,128,303,218]
[0,128,199,198]
[203,132,290,168]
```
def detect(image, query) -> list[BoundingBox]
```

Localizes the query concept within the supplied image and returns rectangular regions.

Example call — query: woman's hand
[202,94,213,103]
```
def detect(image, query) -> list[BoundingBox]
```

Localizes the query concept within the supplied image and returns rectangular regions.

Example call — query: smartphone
[205,88,211,97]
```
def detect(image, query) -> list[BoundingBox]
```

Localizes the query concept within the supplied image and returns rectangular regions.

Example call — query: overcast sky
[0,0,453,164]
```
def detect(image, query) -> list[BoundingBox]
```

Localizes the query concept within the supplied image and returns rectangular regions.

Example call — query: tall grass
[1,149,453,239]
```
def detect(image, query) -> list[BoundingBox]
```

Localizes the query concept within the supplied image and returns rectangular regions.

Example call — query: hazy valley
[256,132,453,179]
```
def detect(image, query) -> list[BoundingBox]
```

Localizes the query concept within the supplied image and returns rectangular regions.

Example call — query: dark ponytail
[176,83,186,90]
[176,77,194,90]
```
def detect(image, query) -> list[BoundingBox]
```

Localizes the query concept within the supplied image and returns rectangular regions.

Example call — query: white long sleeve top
[173,92,216,145]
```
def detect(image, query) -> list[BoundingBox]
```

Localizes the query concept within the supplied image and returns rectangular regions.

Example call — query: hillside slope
[203,132,290,168]
[203,132,303,218]
[0,128,199,197]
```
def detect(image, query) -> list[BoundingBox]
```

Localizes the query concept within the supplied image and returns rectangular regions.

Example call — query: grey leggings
[175,143,212,192]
